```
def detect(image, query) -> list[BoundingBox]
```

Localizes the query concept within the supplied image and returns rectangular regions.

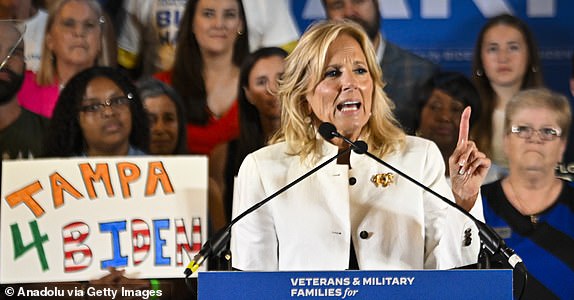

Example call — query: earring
[475,69,483,77]
[303,114,316,138]
[531,66,538,73]
[237,29,243,35]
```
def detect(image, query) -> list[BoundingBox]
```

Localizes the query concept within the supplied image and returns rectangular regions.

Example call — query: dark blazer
[381,42,438,134]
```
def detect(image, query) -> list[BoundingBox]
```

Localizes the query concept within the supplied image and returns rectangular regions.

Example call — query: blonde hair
[271,20,405,162]
[37,0,112,85]
[504,88,571,139]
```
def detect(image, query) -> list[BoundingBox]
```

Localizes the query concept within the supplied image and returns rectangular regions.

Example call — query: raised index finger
[458,106,471,146]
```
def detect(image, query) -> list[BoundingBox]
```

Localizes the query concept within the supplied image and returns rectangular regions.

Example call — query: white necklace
[57,75,66,90]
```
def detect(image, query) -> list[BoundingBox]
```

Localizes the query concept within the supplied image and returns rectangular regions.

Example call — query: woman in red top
[155,0,249,155]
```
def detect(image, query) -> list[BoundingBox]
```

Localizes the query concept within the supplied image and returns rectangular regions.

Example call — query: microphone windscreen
[318,122,337,140]
[353,141,368,154]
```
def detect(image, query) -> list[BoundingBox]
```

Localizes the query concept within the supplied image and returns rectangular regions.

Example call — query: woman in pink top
[18,0,115,118]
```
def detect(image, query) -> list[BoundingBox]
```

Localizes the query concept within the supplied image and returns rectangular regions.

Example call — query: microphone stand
[184,146,353,278]
[352,139,529,298]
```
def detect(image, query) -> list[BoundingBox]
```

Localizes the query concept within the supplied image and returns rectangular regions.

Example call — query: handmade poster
[1,156,207,283]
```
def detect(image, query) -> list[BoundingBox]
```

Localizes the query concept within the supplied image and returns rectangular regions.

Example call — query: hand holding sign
[88,267,151,299]
[448,107,491,211]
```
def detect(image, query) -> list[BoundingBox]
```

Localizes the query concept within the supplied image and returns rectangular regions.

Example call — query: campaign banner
[291,0,573,96]
[0,156,208,284]
[198,269,512,299]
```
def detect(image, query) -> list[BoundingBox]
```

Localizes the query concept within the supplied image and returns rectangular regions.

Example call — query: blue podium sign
[198,269,512,299]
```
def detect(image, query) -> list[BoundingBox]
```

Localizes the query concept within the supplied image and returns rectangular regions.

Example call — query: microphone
[318,122,367,154]
[184,227,231,277]
[184,144,353,277]
[318,122,526,273]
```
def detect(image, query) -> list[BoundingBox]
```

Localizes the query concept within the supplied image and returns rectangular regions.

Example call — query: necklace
[58,76,66,91]
[507,179,539,224]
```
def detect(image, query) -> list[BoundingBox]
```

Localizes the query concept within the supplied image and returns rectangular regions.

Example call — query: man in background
[0,20,49,160]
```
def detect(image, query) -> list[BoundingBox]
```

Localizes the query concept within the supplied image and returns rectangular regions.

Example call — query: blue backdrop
[289,0,574,164]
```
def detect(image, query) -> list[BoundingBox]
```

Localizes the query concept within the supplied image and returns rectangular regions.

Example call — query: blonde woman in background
[477,88,573,299]
[17,0,116,118]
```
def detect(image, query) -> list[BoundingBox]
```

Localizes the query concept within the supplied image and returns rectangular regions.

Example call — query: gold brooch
[371,173,394,187]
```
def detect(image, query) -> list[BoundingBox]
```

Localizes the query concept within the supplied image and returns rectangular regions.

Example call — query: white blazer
[231,136,481,271]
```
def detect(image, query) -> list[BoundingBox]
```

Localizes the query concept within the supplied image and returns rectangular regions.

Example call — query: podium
[198,269,512,299]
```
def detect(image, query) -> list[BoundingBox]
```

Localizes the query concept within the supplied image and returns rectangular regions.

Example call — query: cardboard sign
[1,156,208,283]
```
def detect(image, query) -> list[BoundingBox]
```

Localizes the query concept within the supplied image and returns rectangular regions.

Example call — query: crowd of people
[0,0,572,299]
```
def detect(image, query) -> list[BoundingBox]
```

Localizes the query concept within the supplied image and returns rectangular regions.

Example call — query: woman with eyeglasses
[36,66,192,299]
[477,88,574,299]
[43,66,149,157]
[17,0,116,118]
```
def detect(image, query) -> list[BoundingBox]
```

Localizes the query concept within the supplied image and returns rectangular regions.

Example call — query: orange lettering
[117,162,141,198]
[79,163,114,199]
[145,161,174,196]
[5,181,45,217]
[50,172,83,208]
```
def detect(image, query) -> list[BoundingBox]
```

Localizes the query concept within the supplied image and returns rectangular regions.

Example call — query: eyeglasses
[510,125,562,141]
[57,16,104,35]
[0,21,25,71]
[79,93,133,113]
[0,34,24,71]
